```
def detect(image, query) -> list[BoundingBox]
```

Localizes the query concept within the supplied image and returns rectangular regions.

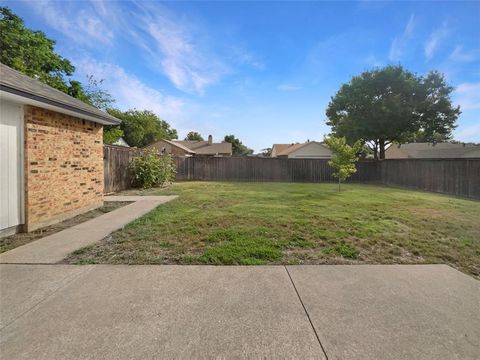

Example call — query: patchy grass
[64,182,480,278]
[1,202,132,253]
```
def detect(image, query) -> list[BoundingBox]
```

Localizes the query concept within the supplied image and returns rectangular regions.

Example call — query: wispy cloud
[449,45,477,62]
[389,14,416,61]
[424,22,449,61]
[133,5,228,95]
[28,0,114,46]
[453,82,480,111]
[76,59,185,121]
[277,84,302,91]
[29,1,233,94]
[228,46,265,70]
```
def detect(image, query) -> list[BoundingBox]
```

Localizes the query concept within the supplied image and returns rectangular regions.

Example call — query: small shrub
[129,148,176,188]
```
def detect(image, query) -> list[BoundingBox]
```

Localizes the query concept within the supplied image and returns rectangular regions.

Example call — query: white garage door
[0,99,24,231]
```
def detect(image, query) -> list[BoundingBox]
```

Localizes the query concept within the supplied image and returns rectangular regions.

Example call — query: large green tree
[223,135,254,156]
[185,131,204,141]
[0,7,113,109]
[107,109,177,148]
[0,6,73,92]
[326,66,460,159]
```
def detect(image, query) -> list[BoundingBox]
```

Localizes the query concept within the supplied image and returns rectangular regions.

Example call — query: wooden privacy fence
[380,158,480,200]
[175,156,480,199]
[103,145,138,193]
[175,157,380,182]
[103,145,480,199]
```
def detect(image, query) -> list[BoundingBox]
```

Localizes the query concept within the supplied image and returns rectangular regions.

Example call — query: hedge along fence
[175,156,480,200]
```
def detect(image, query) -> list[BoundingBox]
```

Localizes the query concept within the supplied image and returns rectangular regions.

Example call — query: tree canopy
[0,6,114,109]
[185,131,204,141]
[103,126,124,145]
[223,135,254,156]
[0,6,74,92]
[326,65,460,159]
[107,109,178,148]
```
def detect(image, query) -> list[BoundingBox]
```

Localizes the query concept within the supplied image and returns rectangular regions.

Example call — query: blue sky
[4,0,480,151]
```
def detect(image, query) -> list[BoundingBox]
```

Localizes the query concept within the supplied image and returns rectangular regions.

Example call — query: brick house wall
[24,105,104,231]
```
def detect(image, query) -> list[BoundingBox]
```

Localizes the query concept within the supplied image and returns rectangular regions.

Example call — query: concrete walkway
[1,264,479,359]
[0,196,177,264]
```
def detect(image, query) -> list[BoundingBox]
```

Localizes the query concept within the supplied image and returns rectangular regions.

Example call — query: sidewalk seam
[284,266,329,360]
[0,265,94,331]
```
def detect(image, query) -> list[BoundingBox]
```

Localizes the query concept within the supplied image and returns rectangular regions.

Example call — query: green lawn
[64,182,480,278]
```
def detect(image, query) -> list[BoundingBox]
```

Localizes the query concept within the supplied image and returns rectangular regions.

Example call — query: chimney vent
[208,135,213,145]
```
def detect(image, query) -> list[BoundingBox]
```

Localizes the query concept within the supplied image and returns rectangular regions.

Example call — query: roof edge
[0,84,120,125]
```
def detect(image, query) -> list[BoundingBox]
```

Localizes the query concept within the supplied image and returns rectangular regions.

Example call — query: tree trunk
[372,140,379,160]
[338,178,341,192]
[379,141,386,159]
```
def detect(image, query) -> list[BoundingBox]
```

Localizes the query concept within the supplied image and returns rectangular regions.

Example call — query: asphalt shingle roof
[0,63,120,125]
[387,142,480,159]
[173,140,232,155]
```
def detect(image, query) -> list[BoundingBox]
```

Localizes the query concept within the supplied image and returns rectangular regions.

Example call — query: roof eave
[0,85,120,125]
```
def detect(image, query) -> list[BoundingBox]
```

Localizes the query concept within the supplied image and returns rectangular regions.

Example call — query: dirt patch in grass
[0,202,132,253]
[64,182,480,279]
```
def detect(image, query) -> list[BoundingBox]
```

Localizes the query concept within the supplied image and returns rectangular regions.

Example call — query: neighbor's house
[271,141,332,159]
[0,63,120,236]
[147,138,196,156]
[385,142,480,159]
[147,135,232,157]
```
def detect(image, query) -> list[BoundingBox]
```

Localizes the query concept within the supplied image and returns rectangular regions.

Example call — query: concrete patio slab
[0,265,92,328]
[0,196,177,264]
[286,265,480,360]
[0,265,324,360]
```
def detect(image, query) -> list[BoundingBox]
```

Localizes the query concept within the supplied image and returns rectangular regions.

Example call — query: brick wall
[24,105,104,231]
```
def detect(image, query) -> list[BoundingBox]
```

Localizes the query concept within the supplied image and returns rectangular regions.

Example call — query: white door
[0,99,24,231]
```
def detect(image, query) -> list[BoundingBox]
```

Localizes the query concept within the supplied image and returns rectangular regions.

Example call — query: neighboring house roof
[174,140,210,150]
[193,142,232,155]
[0,63,120,125]
[172,140,232,155]
[147,139,196,154]
[273,141,330,157]
[164,139,196,154]
[272,143,294,156]
[385,142,480,159]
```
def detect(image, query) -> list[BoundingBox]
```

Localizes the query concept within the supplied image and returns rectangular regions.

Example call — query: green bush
[129,149,176,188]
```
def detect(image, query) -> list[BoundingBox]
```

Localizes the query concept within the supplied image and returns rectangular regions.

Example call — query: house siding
[24,105,104,231]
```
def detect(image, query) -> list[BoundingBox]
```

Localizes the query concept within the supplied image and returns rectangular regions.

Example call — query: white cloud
[277,84,302,91]
[389,14,415,61]
[449,45,477,62]
[28,0,114,46]
[424,22,449,61]
[76,59,185,121]
[130,4,229,95]
[28,1,231,94]
[453,82,480,110]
